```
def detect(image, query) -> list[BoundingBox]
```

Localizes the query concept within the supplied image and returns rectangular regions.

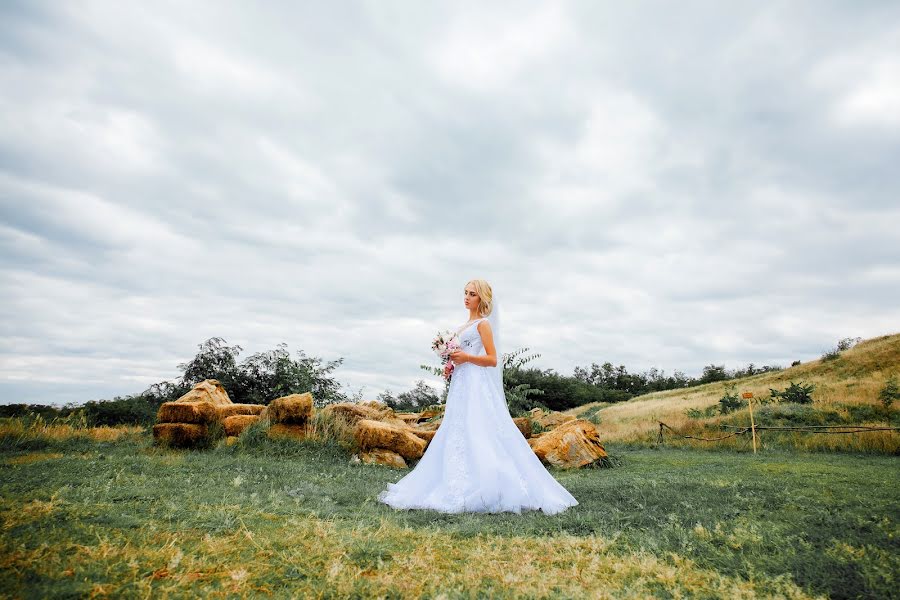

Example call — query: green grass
[1,430,898,598]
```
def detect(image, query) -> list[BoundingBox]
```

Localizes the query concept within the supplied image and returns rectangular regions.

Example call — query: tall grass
[0,412,145,452]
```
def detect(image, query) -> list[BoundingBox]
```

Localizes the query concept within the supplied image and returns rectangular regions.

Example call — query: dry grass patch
[3,452,65,465]
[0,416,144,444]
[567,333,900,452]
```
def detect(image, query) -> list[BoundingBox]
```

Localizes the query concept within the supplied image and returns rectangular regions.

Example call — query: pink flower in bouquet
[443,361,454,381]
[431,330,461,361]
[432,330,461,382]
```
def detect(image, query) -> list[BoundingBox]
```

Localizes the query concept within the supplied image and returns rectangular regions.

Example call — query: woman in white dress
[377,279,579,515]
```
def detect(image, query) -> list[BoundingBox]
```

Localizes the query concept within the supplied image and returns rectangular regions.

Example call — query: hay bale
[419,408,443,420]
[268,423,310,440]
[157,401,218,424]
[513,417,532,438]
[321,402,395,425]
[218,403,265,418]
[354,419,426,460]
[174,379,233,406]
[528,419,608,469]
[534,410,576,430]
[409,428,437,443]
[359,448,407,468]
[223,414,259,436]
[361,400,389,410]
[153,423,208,448]
[416,418,442,431]
[396,413,422,424]
[268,393,313,424]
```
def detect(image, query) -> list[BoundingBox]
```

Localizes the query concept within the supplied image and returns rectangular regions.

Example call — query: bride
[377,279,579,515]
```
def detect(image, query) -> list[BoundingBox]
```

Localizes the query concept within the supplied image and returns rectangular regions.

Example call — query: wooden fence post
[743,392,757,453]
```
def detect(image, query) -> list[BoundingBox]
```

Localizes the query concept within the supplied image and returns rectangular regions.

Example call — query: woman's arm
[458,320,497,367]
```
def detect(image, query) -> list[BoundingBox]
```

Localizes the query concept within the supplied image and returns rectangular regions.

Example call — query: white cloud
[429,3,572,92]
[809,29,900,131]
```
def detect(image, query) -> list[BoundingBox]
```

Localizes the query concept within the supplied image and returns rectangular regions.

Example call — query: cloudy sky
[2,1,899,407]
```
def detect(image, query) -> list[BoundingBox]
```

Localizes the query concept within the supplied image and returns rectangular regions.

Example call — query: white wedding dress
[377,317,579,515]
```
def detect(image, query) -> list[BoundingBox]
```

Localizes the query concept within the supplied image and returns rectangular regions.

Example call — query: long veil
[486,299,504,401]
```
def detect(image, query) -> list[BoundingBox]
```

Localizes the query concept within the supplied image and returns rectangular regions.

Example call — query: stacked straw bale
[152,423,209,448]
[218,403,265,418]
[268,423,310,440]
[174,379,233,406]
[223,414,260,436]
[268,393,313,424]
[265,392,314,441]
[156,401,218,424]
[153,379,234,448]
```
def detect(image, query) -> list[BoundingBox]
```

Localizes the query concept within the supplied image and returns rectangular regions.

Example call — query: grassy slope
[1,434,898,598]
[565,332,900,452]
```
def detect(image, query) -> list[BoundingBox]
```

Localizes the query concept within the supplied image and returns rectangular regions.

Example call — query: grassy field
[2,424,898,599]
[566,333,900,454]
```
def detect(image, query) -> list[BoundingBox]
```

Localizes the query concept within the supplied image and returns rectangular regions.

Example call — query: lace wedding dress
[377,317,578,515]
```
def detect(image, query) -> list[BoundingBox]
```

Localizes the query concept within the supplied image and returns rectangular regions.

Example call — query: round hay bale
[359,448,407,468]
[218,403,266,418]
[268,393,313,424]
[153,423,208,448]
[223,414,260,436]
[157,401,218,424]
[354,419,426,460]
[268,423,310,440]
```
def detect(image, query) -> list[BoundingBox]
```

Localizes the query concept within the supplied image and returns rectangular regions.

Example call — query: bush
[769,381,815,404]
[821,337,861,361]
[878,376,899,409]
[157,337,348,408]
[686,405,719,419]
[718,385,743,414]
[378,380,440,412]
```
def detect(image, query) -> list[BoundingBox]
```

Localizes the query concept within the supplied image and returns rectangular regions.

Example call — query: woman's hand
[449,350,468,365]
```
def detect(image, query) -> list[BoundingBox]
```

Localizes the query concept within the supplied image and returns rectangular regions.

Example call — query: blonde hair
[466,279,493,317]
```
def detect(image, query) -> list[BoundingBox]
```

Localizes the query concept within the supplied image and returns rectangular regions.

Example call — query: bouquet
[432,330,461,382]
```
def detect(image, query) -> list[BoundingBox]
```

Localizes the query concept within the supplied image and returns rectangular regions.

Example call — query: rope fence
[656,421,900,447]
[655,391,898,452]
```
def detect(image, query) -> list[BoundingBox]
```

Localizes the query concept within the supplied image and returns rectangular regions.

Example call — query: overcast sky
[2,1,899,407]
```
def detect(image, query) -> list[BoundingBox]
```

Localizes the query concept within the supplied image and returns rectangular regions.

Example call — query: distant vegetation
[821,336,862,361]
[0,337,350,427]
[1,335,876,427]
